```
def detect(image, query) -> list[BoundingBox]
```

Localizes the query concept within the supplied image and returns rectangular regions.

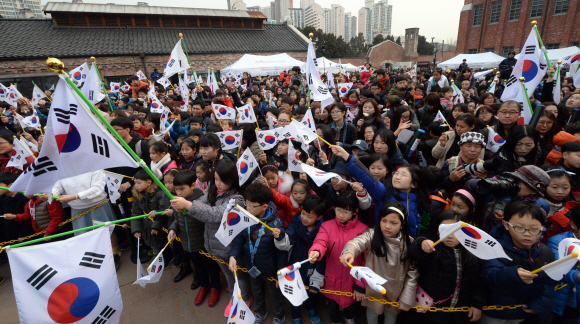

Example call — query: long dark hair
[536,110,556,151]
[369,128,397,159]
[146,113,161,132]
[425,93,443,111]
[150,141,179,162]
[371,201,412,262]
[315,124,336,149]
[495,125,539,166]
[207,160,239,206]
[356,98,381,123]
[402,165,432,216]
[238,124,257,148]
[390,106,413,133]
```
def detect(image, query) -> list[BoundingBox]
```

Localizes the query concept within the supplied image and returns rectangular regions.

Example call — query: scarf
[151,153,172,179]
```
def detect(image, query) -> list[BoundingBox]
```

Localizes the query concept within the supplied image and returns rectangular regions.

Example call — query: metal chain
[0,199,110,246]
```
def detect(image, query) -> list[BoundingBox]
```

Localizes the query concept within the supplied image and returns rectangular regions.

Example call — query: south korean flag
[7,137,33,170]
[287,140,303,172]
[278,262,309,306]
[216,198,259,247]
[68,62,89,88]
[212,103,236,120]
[236,148,258,186]
[136,70,147,80]
[255,129,279,150]
[227,271,255,324]
[105,171,125,203]
[7,226,123,324]
[236,103,257,124]
[216,130,243,150]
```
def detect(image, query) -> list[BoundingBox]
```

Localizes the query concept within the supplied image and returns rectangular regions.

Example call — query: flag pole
[45,57,185,214]
[31,81,52,102]
[234,269,242,299]
[519,77,538,126]
[432,222,466,247]
[234,203,276,233]
[90,57,115,112]
[1,211,165,252]
[103,170,134,179]
[0,186,58,199]
[531,21,553,71]
[529,252,578,275]
[179,33,200,89]
[148,238,173,270]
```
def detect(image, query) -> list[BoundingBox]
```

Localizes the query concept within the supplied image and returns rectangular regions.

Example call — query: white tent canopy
[343,63,358,72]
[437,52,506,70]
[515,46,580,66]
[220,53,305,76]
[315,57,337,73]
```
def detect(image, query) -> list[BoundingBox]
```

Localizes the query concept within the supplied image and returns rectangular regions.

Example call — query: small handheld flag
[301,164,340,187]
[236,148,258,186]
[7,137,32,170]
[217,130,243,150]
[486,126,505,153]
[215,199,260,247]
[350,266,387,295]
[236,103,257,124]
[530,237,580,280]
[287,140,303,172]
[105,171,124,203]
[256,129,279,150]
[228,270,255,323]
[439,222,512,260]
[211,103,236,120]
[136,70,147,80]
[267,113,278,129]
[337,82,353,98]
[68,62,89,88]
[278,261,309,306]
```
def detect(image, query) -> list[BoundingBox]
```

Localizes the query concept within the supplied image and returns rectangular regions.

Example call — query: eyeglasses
[537,121,554,126]
[393,171,410,178]
[330,110,342,115]
[278,119,291,123]
[335,207,353,215]
[498,110,520,116]
[505,222,542,235]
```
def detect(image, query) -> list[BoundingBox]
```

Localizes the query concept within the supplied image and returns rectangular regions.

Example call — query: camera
[458,158,501,176]
[475,177,521,197]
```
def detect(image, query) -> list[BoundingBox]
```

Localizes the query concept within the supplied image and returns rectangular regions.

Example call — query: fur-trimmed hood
[131,182,160,201]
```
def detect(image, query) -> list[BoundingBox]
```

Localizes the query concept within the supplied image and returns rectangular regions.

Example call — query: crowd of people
[1,59,580,324]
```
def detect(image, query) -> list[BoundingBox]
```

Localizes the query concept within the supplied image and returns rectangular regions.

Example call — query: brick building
[0,2,308,97]
[456,0,580,56]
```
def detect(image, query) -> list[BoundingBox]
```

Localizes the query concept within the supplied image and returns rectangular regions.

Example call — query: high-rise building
[304,2,323,30]
[322,8,331,33]
[330,4,345,39]
[358,7,372,44]
[350,15,357,40]
[278,0,291,23]
[344,12,357,42]
[0,0,44,18]
[289,8,304,28]
[372,0,392,37]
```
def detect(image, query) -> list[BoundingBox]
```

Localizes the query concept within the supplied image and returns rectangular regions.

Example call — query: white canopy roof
[219,53,305,76]
[343,63,358,71]
[315,57,337,72]
[437,52,506,70]
[515,46,580,65]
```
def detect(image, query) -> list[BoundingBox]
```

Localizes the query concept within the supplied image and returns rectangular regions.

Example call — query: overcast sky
[42,0,464,41]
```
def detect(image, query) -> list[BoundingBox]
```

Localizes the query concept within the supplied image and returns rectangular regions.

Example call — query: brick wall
[0,51,308,78]
[368,41,405,67]
[456,0,580,55]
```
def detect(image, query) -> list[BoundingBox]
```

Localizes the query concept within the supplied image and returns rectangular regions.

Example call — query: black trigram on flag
[283,132,291,138]
[484,239,496,247]
[27,264,57,290]
[54,104,78,124]
[88,90,94,101]
[239,310,246,320]
[525,45,535,54]
[505,75,518,88]
[79,251,105,269]
[465,239,477,249]
[291,160,299,166]
[284,284,294,295]
[25,156,57,177]
[91,134,110,157]
[91,305,116,324]
[317,86,329,95]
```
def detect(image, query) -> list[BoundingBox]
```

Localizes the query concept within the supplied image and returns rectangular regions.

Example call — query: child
[387,75,415,109]
[166,170,217,301]
[308,191,367,324]
[163,169,179,194]
[4,193,63,240]
[450,189,479,227]
[149,142,179,179]
[130,170,169,262]
[409,210,485,324]
[559,141,580,190]
[440,86,454,110]
[268,178,310,228]
[227,182,287,324]
[179,138,202,172]
[541,167,576,243]
[546,206,580,322]
[261,165,293,197]
[195,161,210,193]
[341,201,419,324]
[306,162,358,221]
[130,115,150,139]
[481,201,555,323]
[272,196,326,324]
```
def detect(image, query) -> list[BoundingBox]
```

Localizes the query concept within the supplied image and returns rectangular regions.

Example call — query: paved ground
[0,251,370,324]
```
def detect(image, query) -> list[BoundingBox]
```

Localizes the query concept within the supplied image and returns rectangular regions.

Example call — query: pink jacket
[309,215,368,308]
[440,97,454,110]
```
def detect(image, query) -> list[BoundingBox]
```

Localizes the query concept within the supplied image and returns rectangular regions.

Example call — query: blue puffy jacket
[344,155,420,237]
[546,231,580,322]
[484,224,556,319]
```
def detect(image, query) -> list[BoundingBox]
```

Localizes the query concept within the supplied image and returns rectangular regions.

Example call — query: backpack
[430,191,451,210]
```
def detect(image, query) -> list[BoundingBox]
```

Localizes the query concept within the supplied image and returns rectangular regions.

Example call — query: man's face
[192,105,203,116]
[131,80,139,86]
[371,86,380,95]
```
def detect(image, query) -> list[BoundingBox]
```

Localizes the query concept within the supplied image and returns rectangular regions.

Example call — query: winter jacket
[227,203,286,280]
[432,130,485,168]
[270,188,302,228]
[546,231,580,322]
[360,70,372,85]
[356,117,387,139]
[386,146,409,170]
[542,201,579,244]
[179,151,203,172]
[309,215,368,308]
[130,184,170,249]
[0,193,34,241]
[343,229,419,315]
[306,174,352,221]
[410,237,486,324]
[417,107,450,131]
[132,125,150,140]
[14,198,63,237]
[545,131,580,165]
[274,212,323,290]
[344,155,421,237]
[481,192,549,233]
[386,86,415,109]
[187,189,245,259]
[131,81,149,98]
[330,120,357,149]
[441,156,484,198]
[168,189,205,252]
[484,224,556,319]
[426,75,450,94]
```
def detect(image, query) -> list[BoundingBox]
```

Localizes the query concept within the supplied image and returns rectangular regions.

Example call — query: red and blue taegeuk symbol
[522,60,539,81]
[244,109,250,118]
[219,107,228,115]
[566,245,575,256]
[152,103,159,109]
[47,277,100,323]
[461,227,482,239]
[285,265,296,281]
[73,72,82,81]
[307,118,312,128]
[55,124,82,154]
[113,85,119,91]
[230,303,239,318]
[315,171,328,175]
[340,87,348,94]
[31,116,38,125]
[239,161,248,174]
[570,54,580,64]
[225,135,236,145]
[265,135,276,144]
[227,211,241,226]
[493,135,505,144]
[360,277,369,286]
[0,88,4,95]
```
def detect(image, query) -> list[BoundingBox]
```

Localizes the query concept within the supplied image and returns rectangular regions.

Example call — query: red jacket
[131,81,150,98]
[545,131,580,164]
[270,188,303,228]
[15,198,63,237]
[132,125,150,140]
[542,200,579,244]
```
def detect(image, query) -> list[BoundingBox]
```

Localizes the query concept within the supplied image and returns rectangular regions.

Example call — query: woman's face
[364,128,375,142]
[536,116,554,135]
[400,111,410,123]
[277,142,289,157]
[467,102,476,113]
[330,107,344,122]
[0,137,12,155]
[149,148,164,163]
[316,129,327,149]
[566,94,580,110]
[484,95,495,105]
[290,92,297,101]
[460,142,483,161]
[200,145,219,161]
[369,160,388,181]
[373,136,389,154]
[478,109,492,123]
[278,113,292,127]
[515,136,535,156]
[544,105,558,118]
[299,97,306,106]
[144,119,155,130]
[392,168,415,192]
[463,71,471,78]
[362,102,374,118]
[452,107,463,119]
[321,108,329,120]
[455,120,474,136]
[214,172,232,193]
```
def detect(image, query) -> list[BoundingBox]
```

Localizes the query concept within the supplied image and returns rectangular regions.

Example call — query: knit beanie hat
[457,132,486,148]
[504,165,550,196]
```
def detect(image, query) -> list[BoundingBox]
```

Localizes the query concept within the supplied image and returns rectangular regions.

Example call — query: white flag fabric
[121,84,130,93]
[68,62,89,88]
[513,85,533,125]
[136,70,147,80]
[337,59,346,75]
[221,75,228,84]
[0,82,9,101]
[21,136,38,153]
[292,120,317,144]
[359,65,368,73]
[163,40,191,79]
[439,222,512,260]
[553,65,562,104]
[178,76,189,112]
[105,172,124,203]
[7,137,32,170]
[110,82,121,93]
[277,124,300,142]
[133,246,165,287]
[236,80,242,87]
[501,29,547,101]
[487,80,497,94]
[236,148,259,186]
[209,70,220,95]
[256,129,280,150]
[287,140,303,172]
[11,78,139,195]
[301,164,338,186]
[82,62,106,105]
[300,109,317,133]
[157,77,171,89]
[350,266,388,295]
[3,85,18,106]
[149,94,165,114]
[32,86,46,106]
[452,83,464,105]
[237,103,257,124]
[186,73,196,85]
[539,237,580,280]
[486,126,506,153]
[216,199,260,247]
[559,50,580,69]
[7,226,123,324]
[212,103,236,120]
[337,83,353,98]
[267,113,278,129]
[10,85,23,102]
[217,130,243,150]
[327,64,335,88]
[22,109,42,130]
[305,39,334,108]
[278,263,309,306]
[228,276,255,324]
[473,69,494,79]
[154,109,175,141]
[434,110,447,124]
